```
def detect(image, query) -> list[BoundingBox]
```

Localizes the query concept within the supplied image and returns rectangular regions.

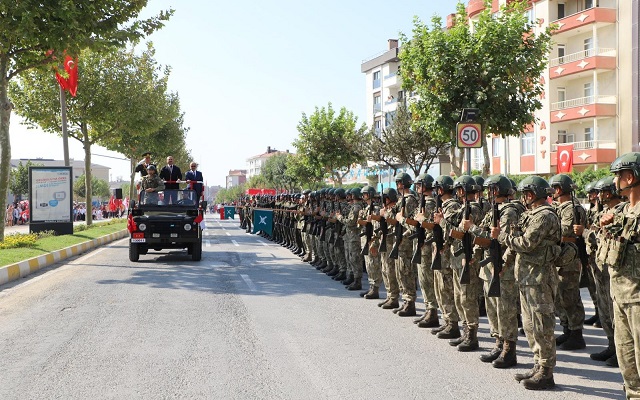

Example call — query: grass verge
[0,222,127,267]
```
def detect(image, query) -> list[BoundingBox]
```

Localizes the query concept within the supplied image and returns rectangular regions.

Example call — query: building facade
[226,169,247,189]
[363,0,637,176]
[245,146,290,179]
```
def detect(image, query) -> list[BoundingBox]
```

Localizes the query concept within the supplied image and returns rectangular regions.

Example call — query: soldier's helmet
[610,152,640,178]
[146,164,157,172]
[351,187,363,199]
[361,185,376,198]
[594,176,617,195]
[302,189,311,195]
[334,187,347,199]
[395,172,413,187]
[382,188,398,203]
[453,175,481,193]
[414,173,434,190]
[433,175,455,192]
[548,173,577,193]
[584,181,598,194]
[508,178,517,191]
[472,175,485,189]
[484,174,513,197]
[518,176,553,199]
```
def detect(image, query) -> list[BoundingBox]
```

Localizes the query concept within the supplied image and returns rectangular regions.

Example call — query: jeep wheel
[129,243,140,262]
[191,240,202,261]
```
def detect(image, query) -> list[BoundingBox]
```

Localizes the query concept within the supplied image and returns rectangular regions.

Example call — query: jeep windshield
[139,189,199,208]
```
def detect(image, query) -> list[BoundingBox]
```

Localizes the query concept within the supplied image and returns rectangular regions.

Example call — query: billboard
[29,167,73,223]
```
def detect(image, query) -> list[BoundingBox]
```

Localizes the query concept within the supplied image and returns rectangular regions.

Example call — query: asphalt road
[0,214,625,399]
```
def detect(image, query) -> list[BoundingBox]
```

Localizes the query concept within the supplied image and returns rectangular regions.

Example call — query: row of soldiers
[236,152,640,397]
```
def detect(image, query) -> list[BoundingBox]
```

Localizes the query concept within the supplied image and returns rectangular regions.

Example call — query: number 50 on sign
[456,123,482,148]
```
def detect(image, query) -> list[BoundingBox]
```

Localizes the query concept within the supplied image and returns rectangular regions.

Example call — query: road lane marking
[205,240,211,247]
[232,240,239,246]
[259,241,268,246]
[226,232,231,236]
[240,274,257,291]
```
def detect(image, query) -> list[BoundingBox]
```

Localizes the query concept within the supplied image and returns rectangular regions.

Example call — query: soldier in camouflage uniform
[431,175,462,339]
[409,173,440,328]
[140,164,165,205]
[358,185,383,299]
[601,152,640,398]
[330,188,350,284]
[392,173,419,317]
[450,175,485,352]
[337,187,363,290]
[501,176,561,391]
[376,188,401,310]
[589,176,622,367]
[472,174,521,368]
[583,181,601,327]
[549,174,587,351]
[300,190,314,262]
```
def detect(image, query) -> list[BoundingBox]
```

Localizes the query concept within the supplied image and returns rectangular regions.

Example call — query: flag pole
[59,86,70,167]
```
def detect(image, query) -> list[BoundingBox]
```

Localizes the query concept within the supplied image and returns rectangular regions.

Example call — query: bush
[0,230,54,249]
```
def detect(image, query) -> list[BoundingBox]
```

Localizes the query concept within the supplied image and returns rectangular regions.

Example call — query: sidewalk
[4,219,114,236]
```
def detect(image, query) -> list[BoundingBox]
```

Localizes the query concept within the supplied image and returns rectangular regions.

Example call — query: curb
[0,229,128,287]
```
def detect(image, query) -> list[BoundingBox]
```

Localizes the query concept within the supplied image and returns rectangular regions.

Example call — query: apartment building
[226,169,247,189]
[245,146,290,179]
[363,0,638,176]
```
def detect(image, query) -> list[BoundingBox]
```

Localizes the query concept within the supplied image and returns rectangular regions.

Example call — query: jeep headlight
[184,223,192,231]
[138,223,147,231]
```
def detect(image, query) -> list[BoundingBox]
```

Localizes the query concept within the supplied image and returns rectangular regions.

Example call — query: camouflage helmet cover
[484,174,513,197]
[382,187,398,203]
[414,173,434,189]
[453,175,481,193]
[548,173,576,193]
[518,175,552,199]
[610,152,640,178]
[433,175,455,191]
[395,172,413,187]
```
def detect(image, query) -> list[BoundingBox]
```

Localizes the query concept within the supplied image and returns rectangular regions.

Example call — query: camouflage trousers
[364,253,382,288]
[451,252,481,328]
[333,241,347,273]
[302,232,313,258]
[484,278,519,342]
[417,243,438,311]
[613,300,640,398]
[313,235,325,263]
[346,232,363,279]
[520,275,557,368]
[434,245,459,323]
[322,228,334,267]
[555,264,585,330]
[585,255,599,313]
[396,244,417,302]
[380,246,400,301]
[592,262,614,339]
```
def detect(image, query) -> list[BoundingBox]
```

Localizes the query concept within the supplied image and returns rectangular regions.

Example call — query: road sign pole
[466,148,471,175]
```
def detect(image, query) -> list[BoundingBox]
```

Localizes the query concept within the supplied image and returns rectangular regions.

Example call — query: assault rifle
[572,191,590,288]
[407,194,426,264]
[451,188,473,284]
[371,212,389,253]
[360,202,374,256]
[476,191,502,297]
[388,194,406,260]
[423,192,444,270]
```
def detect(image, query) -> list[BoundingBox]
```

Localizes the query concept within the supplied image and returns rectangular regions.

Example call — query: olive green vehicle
[128,189,205,262]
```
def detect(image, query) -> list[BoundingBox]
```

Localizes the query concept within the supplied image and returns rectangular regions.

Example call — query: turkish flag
[557,144,574,173]
[55,55,78,97]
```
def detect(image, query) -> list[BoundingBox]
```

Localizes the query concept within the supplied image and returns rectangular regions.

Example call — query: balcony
[466,0,485,18]
[550,95,617,123]
[373,103,382,113]
[384,98,397,106]
[550,140,617,166]
[549,48,616,79]
[552,7,616,36]
[383,72,399,88]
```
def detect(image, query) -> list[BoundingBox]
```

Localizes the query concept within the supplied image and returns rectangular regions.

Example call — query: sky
[10,0,462,187]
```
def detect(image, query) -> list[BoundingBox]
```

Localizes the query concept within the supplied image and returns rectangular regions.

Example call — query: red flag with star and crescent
[55,55,78,97]
[556,144,574,173]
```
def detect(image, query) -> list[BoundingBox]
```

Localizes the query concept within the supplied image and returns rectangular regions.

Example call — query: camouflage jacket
[452,200,485,257]
[474,201,521,281]
[504,204,562,286]
[360,201,381,248]
[553,198,587,271]
[601,201,640,303]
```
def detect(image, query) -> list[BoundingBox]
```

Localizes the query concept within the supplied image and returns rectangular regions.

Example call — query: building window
[373,71,381,89]
[492,137,501,157]
[584,37,593,57]
[525,7,535,25]
[557,44,565,64]
[521,132,534,155]
[385,111,396,127]
[584,82,593,102]
[558,3,565,19]
[373,95,381,113]
[558,130,574,143]
[584,127,594,143]
[557,87,566,103]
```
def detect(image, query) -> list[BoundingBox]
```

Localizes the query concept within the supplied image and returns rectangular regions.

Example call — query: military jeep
[128,189,204,262]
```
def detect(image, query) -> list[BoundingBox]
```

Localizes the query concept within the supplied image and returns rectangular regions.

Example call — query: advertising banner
[29,167,73,223]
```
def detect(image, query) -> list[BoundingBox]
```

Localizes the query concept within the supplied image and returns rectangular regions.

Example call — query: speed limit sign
[456,123,482,148]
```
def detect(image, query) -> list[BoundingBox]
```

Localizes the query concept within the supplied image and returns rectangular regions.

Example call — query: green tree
[10,45,179,226]
[9,160,42,201]
[367,103,449,177]
[285,153,326,190]
[74,175,110,200]
[400,0,552,176]
[293,103,368,186]
[0,1,172,240]
[215,185,245,204]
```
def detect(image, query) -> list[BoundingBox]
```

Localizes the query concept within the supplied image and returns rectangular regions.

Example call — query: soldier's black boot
[480,338,503,363]
[590,340,616,362]
[382,298,399,310]
[418,309,440,328]
[342,274,354,286]
[378,297,390,307]
[392,302,405,314]
[431,321,449,335]
[347,279,362,291]
[413,312,427,324]
[457,326,479,352]
[449,323,467,345]
[364,286,380,300]
[522,366,555,390]
[397,301,416,317]
[555,325,570,345]
[321,263,333,274]
[326,265,340,277]
[437,321,461,339]
[493,340,518,369]
[332,271,346,281]
[559,329,586,350]
[514,364,539,382]
[605,354,618,367]
[584,308,599,325]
